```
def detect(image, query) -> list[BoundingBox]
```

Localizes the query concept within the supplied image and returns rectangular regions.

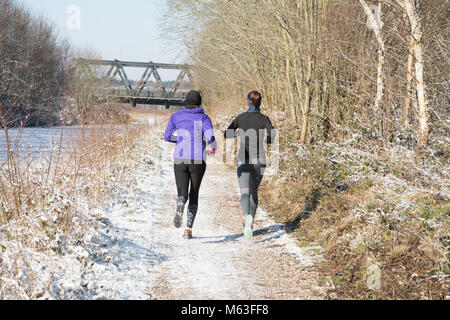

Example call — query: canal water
[0,117,165,164]
[0,126,100,163]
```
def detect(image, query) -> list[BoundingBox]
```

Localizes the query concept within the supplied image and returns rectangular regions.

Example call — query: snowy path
[80,127,327,300]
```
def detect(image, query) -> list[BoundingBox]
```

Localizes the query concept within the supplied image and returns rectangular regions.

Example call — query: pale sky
[21,0,185,80]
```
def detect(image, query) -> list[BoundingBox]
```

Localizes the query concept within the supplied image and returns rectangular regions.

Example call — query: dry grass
[0,112,151,298]
[259,137,449,300]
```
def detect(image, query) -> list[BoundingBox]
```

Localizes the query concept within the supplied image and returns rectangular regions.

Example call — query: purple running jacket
[164,107,217,162]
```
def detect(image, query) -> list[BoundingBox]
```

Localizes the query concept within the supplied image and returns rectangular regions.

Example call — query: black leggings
[174,160,206,228]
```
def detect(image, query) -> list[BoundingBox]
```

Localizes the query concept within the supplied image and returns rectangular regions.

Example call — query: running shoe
[174,200,185,228]
[244,215,254,240]
[183,228,193,240]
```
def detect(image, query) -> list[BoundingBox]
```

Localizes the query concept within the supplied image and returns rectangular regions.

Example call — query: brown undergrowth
[259,133,449,300]
[0,112,150,298]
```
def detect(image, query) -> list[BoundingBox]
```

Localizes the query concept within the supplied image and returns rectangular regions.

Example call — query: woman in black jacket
[224,91,275,239]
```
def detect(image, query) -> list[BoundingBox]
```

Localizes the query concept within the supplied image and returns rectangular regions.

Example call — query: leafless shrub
[164,0,448,147]
[0,0,72,127]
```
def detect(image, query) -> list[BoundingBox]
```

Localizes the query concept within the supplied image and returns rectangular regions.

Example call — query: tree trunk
[404,0,429,146]
[300,57,313,144]
[404,15,415,127]
[286,51,298,124]
[359,0,385,114]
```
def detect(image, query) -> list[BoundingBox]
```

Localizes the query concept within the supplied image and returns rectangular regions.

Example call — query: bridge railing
[98,87,189,100]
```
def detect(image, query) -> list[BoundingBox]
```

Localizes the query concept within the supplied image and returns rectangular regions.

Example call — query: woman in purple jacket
[164,90,217,239]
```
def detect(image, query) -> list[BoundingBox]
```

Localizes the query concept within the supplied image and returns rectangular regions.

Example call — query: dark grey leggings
[237,164,265,218]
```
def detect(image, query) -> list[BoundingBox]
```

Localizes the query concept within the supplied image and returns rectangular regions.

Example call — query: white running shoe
[244,215,254,240]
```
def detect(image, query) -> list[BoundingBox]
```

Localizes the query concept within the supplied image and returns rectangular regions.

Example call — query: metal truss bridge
[78,59,194,108]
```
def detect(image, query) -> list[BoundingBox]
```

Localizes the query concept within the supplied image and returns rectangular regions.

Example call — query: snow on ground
[74,125,327,300]
[2,124,327,300]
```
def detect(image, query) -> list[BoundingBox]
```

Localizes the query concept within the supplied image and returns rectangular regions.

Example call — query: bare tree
[359,0,385,114]
[397,0,429,146]
[0,0,71,127]
[164,0,445,146]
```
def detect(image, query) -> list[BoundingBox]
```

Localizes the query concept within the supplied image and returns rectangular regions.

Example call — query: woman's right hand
[206,147,216,157]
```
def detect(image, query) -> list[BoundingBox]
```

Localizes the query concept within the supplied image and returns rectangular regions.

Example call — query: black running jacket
[224,112,275,165]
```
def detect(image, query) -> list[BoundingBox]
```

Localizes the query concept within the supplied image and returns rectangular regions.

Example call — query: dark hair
[248,91,262,108]
[184,90,202,108]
